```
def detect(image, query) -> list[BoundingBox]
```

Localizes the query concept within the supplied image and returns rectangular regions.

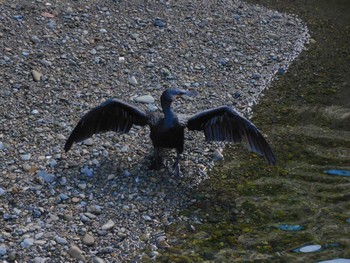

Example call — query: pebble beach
[0,0,309,262]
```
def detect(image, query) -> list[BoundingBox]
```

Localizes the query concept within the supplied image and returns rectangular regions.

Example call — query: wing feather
[187,106,276,165]
[64,99,149,152]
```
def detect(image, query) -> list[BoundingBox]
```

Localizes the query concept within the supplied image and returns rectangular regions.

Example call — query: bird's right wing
[187,106,276,165]
[64,99,149,152]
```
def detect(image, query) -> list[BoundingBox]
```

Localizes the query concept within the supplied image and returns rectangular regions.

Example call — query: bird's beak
[177,90,197,99]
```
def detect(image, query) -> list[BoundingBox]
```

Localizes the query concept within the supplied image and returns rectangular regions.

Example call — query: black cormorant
[64,89,276,175]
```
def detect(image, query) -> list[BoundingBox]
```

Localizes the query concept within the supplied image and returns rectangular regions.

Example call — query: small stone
[101,219,115,231]
[85,212,97,219]
[55,236,68,245]
[72,197,80,203]
[21,238,34,248]
[252,72,261,79]
[20,153,31,161]
[83,138,94,146]
[82,233,95,246]
[37,170,55,183]
[34,240,46,246]
[0,245,7,256]
[40,59,52,67]
[92,257,105,263]
[31,70,42,82]
[154,18,166,28]
[59,193,69,201]
[34,257,46,263]
[78,183,87,190]
[22,163,31,172]
[0,188,5,196]
[81,166,93,177]
[128,76,138,86]
[99,28,107,33]
[31,109,39,115]
[142,215,152,221]
[157,239,170,249]
[68,245,85,261]
[0,142,5,150]
[31,35,41,43]
[134,95,155,104]
[47,20,57,29]
[63,214,74,221]
[140,233,150,242]
[87,205,102,215]
[298,244,322,253]
[57,134,66,140]
[147,104,158,112]
[212,149,224,161]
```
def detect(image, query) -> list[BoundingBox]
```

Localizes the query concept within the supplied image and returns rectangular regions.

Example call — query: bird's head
[161,89,194,103]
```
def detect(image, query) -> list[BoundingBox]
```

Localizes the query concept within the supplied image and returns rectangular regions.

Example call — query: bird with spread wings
[65,89,276,175]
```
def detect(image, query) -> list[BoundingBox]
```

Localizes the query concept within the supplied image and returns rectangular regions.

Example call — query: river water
[155,0,350,262]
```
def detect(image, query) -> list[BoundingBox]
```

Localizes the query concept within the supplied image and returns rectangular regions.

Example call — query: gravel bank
[0,0,309,262]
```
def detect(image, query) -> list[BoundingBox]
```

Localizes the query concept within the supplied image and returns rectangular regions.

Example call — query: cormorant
[64,89,276,175]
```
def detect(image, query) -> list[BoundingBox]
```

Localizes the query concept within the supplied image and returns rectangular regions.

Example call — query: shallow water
[154,0,350,262]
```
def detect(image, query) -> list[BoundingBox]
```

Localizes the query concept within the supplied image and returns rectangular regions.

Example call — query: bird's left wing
[187,106,276,165]
[64,99,149,152]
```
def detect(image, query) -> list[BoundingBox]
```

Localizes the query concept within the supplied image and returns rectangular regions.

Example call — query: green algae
[150,0,350,262]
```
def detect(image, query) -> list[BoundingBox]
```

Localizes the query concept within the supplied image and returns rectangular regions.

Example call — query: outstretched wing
[187,106,276,165]
[64,99,149,152]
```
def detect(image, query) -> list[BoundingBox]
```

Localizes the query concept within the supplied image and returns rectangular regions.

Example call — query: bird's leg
[150,147,163,170]
[172,151,182,176]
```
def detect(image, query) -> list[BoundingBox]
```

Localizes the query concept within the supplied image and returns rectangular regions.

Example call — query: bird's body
[65,89,276,175]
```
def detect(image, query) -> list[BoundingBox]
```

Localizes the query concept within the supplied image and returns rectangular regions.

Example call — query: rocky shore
[0,0,309,262]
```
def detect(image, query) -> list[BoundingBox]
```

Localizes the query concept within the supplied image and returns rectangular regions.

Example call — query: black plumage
[65,89,276,174]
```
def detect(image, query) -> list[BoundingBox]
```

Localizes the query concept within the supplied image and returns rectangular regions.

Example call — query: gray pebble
[21,238,34,248]
[0,188,5,196]
[20,154,31,161]
[0,245,6,256]
[82,233,95,246]
[212,149,224,161]
[134,95,155,104]
[92,257,105,263]
[55,236,68,245]
[68,245,85,261]
[34,257,47,263]
[37,170,55,183]
[101,219,115,230]
[87,205,102,215]
[31,70,42,82]
[128,76,138,86]
[22,163,32,172]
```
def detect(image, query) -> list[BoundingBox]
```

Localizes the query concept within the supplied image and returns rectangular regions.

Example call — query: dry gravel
[0,0,309,262]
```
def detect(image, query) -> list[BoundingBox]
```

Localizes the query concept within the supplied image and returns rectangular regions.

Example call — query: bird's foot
[149,157,164,170]
[171,162,182,177]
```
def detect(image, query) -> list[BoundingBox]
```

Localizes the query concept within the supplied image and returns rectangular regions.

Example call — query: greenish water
[152,0,350,262]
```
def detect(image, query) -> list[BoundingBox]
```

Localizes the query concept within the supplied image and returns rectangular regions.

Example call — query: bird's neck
[163,105,177,127]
